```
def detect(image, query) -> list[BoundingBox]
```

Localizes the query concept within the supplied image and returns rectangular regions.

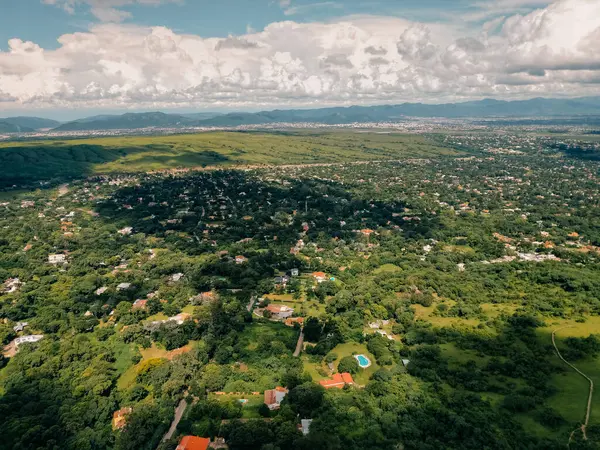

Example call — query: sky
[0,0,599,120]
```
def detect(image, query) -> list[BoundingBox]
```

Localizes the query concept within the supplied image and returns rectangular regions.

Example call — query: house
[2,278,22,294]
[274,275,289,286]
[299,419,313,436]
[176,436,210,450]
[319,373,354,389]
[48,254,67,265]
[118,227,133,236]
[132,299,147,310]
[190,291,216,305]
[168,313,192,325]
[117,282,132,291]
[13,321,28,332]
[285,317,304,327]
[95,286,108,295]
[290,268,299,277]
[265,304,294,320]
[264,386,288,410]
[312,272,327,283]
[235,255,248,264]
[170,273,184,282]
[13,335,44,350]
[112,407,132,430]
[402,359,410,367]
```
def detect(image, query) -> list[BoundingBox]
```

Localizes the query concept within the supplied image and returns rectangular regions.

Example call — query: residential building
[48,254,67,265]
[117,282,132,291]
[312,272,327,283]
[14,335,43,347]
[290,268,299,277]
[264,386,288,410]
[300,419,313,436]
[2,278,22,294]
[176,436,210,450]
[112,407,132,430]
[235,255,248,264]
[319,373,354,389]
[132,299,147,310]
[285,317,304,327]
[265,304,294,320]
[13,321,28,332]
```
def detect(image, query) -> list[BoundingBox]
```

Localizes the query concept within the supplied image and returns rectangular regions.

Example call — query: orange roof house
[285,317,304,327]
[312,272,327,283]
[112,407,132,430]
[264,386,288,410]
[319,373,354,389]
[132,299,148,310]
[176,436,210,450]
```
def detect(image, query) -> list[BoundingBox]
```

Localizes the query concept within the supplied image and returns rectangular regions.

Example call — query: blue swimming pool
[355,354,371,368]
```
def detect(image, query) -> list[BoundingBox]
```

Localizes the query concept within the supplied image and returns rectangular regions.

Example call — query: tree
[287,382,325,418]
[337,356,359,374]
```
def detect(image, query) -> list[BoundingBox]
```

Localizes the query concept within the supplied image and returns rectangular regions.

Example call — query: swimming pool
[354,354,371,368]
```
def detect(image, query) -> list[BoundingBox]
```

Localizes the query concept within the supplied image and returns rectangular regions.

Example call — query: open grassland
[0,131,458,188]
[537,319,600,429]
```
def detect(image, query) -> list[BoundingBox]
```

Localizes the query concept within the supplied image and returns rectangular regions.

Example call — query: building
[118,227,133,236]
[285,317,304,327]
[319,373,354,389]
[13,321,28,332]
[48,254,67,265]
[14,335,43,348]
[112,407,132,430]
[265,304,294,320]
[235,255,248,264]
[2,278,22,294]
[177,436,210,450]
[117,282,132,291]
[171,273,184,282]
[264,386,288,410]
[299,419,313,436]
[190,291,216,305]
[132,299,147,310]
[168,313,192,325]
[290,268,299,277]
[95,286,108,295]
[312,272,327,283]
[274,275,289,286]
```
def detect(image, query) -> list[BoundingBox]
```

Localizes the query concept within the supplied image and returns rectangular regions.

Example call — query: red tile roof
[176,436,210,450]
[319,372,354,389]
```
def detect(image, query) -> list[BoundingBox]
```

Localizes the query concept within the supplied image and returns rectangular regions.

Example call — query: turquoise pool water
[355,354,371,368]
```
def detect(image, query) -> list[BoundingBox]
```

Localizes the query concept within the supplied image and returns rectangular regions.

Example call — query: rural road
[552,327,594,444]
[293,331,304,357]
[162,398,188,443]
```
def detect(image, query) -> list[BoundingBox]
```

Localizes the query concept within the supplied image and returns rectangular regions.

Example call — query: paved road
[162,398,188,443]
[293,331,304,357]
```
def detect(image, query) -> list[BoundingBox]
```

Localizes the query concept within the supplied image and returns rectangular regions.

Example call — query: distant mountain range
[0,116,62,132]
[3,96,600,133]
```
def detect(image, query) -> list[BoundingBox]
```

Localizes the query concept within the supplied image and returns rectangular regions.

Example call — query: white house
[300,419,313,436]
[117,282,132,291]
[14,335,44,347]
[48,254,67,265]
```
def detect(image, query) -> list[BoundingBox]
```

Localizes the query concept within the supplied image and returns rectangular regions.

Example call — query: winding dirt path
[552,326,594,445]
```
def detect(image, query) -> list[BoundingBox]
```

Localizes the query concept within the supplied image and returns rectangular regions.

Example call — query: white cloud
[42,0,181,22]
[2,0,600,112]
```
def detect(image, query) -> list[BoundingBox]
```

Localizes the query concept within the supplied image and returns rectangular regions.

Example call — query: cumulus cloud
[42,0,181,22]
[2,0,600,112]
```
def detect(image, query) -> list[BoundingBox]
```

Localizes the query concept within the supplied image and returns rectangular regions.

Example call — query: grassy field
[537,319,600,429]
[0,131,458,188]
[209,392,264,419]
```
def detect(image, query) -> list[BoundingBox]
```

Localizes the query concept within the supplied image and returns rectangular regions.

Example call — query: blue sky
[0,0,525,51]
[1,0,598,120]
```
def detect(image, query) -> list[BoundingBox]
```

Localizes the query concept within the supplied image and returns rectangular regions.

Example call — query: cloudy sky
[1,0,599,119]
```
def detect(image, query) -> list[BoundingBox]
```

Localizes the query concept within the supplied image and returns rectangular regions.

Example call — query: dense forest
[1,131,599,450]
